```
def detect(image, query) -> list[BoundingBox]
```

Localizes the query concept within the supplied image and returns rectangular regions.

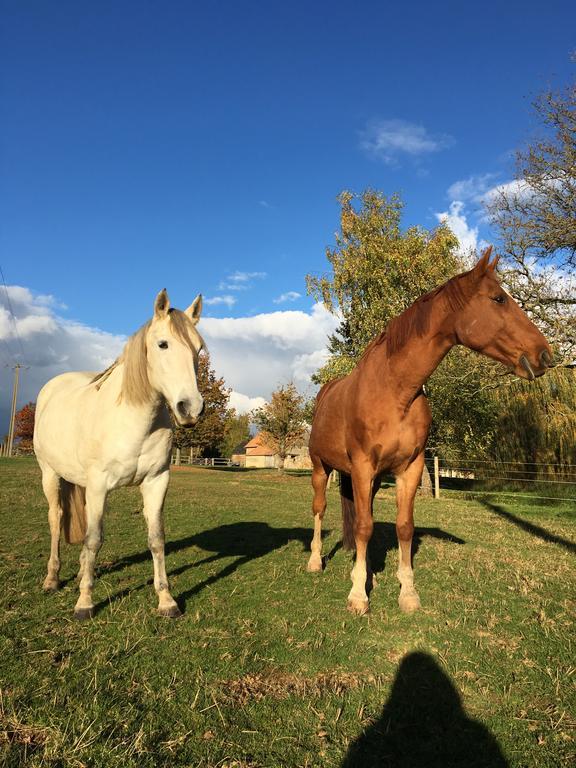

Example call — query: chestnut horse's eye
[158,340,169,349]
[491,295,506,304]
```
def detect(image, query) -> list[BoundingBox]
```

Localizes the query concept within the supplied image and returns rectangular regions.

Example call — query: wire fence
[424,456,576,502]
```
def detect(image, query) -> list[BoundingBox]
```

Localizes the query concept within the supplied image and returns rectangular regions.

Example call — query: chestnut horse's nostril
[519,355,535,381]
[540,349,553,368]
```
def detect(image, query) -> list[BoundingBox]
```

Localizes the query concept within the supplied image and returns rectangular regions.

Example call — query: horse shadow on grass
[88,520,464,616]
[480,500,576,555]
[342,651,509,768]
[89,522,315,615]
[366,522,465,575]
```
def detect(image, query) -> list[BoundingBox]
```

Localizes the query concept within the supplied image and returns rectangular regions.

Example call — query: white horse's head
[145,289,205,425]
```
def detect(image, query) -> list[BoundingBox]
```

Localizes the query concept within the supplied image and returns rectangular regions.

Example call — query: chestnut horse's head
[453,247,553,380]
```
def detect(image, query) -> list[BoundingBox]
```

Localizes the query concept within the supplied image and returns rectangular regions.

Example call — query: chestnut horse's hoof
[398,590,421,614]
[347,597,370,616]
[158,604,182,619]
[74,607,94,621]
[306,556,323,573]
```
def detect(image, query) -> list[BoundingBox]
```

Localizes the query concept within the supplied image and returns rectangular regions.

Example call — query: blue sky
[1,0,574,425]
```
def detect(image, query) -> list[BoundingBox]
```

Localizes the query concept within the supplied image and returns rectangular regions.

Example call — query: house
[243,431,312,470]
[230,439,250,467]
[244,433,276,468]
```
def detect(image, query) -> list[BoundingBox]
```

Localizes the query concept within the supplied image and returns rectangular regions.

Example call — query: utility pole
[6,364,23,457]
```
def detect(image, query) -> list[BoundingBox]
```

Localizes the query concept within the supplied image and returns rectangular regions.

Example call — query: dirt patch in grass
[218,671,385,704]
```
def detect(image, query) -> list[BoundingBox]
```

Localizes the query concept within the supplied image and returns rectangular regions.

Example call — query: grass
[0,457,574,767]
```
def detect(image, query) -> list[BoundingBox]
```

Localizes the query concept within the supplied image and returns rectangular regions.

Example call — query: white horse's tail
[60,481,87,544]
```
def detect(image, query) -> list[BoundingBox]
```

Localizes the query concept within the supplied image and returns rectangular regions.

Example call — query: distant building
[230,439,250,467]
[243,431,312,470]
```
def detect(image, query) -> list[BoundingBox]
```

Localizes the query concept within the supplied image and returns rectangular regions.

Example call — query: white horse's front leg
[140,471,181,618]
[74,480,107,620]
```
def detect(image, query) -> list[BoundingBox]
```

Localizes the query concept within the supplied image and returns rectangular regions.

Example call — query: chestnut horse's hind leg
[347,466,374,615]
[394,453,424,613]
[40,462,64,592]
[307,461,329,572]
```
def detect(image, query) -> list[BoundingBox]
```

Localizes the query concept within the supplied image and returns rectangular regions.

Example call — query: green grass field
[1,458,574,767]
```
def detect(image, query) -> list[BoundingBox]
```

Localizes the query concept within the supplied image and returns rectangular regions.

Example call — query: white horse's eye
[158,340,169,350]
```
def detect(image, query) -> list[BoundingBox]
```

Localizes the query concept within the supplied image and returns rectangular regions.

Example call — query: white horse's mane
[92,308,205,405]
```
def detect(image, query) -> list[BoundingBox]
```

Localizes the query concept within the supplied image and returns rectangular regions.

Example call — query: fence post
[175,447,181,466]
[434,455,440,499]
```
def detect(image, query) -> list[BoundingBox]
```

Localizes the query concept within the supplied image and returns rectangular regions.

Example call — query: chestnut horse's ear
[185,294,202,325]
[487,253,500,272]
[471,246,494,278]
[154,289,170,318]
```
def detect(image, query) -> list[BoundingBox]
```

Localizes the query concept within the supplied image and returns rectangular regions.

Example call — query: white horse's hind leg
[40,463,63,591]
[140,471,181,618]
[74,482,106,620]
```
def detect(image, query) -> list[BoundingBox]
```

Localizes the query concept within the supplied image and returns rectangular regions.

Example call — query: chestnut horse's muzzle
[519,349,554,380]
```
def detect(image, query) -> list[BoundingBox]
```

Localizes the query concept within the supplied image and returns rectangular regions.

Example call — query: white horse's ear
[154,289,170,318]
[185,294,202,325]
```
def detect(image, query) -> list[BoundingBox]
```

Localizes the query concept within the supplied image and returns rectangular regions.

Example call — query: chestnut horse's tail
[59,480,87,544]
[340,473,356,550]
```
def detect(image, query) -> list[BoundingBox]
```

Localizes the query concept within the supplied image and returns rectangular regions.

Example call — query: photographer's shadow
[342,652,508,768]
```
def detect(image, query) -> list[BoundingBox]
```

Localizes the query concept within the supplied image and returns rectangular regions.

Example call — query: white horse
[33,289,204,620]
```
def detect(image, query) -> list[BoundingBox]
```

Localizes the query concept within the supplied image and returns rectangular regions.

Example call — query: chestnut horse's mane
[363,271,474,361]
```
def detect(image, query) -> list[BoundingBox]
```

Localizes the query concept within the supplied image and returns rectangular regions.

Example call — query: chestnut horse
[307,248,553,615]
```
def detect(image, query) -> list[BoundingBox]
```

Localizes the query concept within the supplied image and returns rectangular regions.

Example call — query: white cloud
[480,178,534,207]
[273,291,301,304]
[447,173,499,204]
[435,201,486,264]
[218,271,267,291]
[200,302,339,400]
[228,391,267,415]
[0,286,339,436]
[360,119,453,164]
[204,295,237,308]
[0,285,126,433]
[291,349,331,386]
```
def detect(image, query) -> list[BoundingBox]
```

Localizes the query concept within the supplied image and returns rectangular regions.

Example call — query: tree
[14,402,36,453]
[486,82,576,364]
[489,367,576,476]
[306,189,499,459]
[221,411,251,458]
[252,382,307,471]
[307,189,461,383]
[172,352,231,457]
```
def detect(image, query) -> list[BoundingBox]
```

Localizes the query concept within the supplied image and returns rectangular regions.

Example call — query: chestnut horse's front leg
[394,452,424,613]
[307,460,329,572]
[347,465,374,615]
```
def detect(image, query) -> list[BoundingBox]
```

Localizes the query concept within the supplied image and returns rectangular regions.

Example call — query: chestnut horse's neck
[358,288,457,410]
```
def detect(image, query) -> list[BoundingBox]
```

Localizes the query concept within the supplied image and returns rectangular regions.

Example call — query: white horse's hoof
[74,607,94,621]
[398,591,421,614]
[43,578,59,592]
[158,604,182,618]
[347,597,370,616]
